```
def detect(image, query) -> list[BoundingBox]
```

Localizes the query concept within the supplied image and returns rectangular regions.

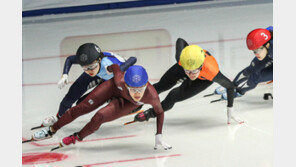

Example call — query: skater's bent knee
[91,113,104,124]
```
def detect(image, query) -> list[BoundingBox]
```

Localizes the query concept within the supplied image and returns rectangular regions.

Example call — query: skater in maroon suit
[33,64,172,150]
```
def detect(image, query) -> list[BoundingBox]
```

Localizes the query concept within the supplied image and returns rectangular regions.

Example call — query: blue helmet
[124,65,148,87]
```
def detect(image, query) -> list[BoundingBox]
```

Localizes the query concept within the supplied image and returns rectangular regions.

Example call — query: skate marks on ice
[22,135,137,147]
[75,154,181,167]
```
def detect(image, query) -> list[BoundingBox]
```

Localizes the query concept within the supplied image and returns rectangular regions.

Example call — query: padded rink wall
[59,29,172,82]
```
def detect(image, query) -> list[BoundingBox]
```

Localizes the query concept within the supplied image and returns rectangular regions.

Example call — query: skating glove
[58,74,69,89]
[227,107,244,124]
[154,134,172,150]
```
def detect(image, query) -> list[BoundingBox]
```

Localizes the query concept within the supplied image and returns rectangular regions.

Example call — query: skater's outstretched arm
[213,72,235,107]
[57,55,78,89]
[150,93,164,134]
[62,55,78,75]
[119,57,137,71]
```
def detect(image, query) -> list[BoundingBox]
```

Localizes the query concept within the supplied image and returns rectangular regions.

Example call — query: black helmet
[76,43,103,66]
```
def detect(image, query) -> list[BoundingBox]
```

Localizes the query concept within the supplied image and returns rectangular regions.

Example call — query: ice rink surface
[22,83,273,167]
[22,0,273,166]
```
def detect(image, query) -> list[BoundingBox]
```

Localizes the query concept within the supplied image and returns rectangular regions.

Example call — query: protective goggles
[83,62,99,71]
[253,46,264,54]
[184,65,203,74]
[126,85,147,93]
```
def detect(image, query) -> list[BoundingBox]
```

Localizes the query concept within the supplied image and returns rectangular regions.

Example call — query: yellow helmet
[179,45,205,70]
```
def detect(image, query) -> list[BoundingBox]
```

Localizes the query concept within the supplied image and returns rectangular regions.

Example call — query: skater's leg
[144,79,213,119]
[78,98,138,139]
[161,79,213,111]
[52,79,115,132]
[237,65,272,95]
[153,63,187,94]
[57,72,99,117]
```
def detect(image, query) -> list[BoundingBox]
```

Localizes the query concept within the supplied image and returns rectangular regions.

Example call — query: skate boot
[42,115,59,127]
[61,133,82,146]
[221,91,243,100]
[263,93,273,100]
[33,126,55,141]
[215,86,226,95]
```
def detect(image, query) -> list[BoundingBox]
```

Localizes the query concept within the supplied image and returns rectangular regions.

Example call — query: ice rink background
[22,0,273,166]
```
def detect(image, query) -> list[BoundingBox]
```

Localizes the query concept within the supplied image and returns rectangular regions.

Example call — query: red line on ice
[22,135,137,147]
[22,37,245,87]
[22,81,74,87]
[81,154,181,167]
[22,37,245,62]
[22,79,159,87]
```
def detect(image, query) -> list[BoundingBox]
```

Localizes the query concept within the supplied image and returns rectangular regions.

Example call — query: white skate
[33,127,54,141]
[42,115,58,127]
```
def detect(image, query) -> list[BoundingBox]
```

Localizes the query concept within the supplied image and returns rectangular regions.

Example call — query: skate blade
[210,98,223,103]
[127,110,144,116]
[124,120,136,126]
[31,125,44,130]
[22,138,35,143]
[50,143,63,151]
[203,93,215,97]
